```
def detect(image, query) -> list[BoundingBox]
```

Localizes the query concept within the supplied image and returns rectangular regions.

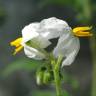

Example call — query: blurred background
[0,0,96,96]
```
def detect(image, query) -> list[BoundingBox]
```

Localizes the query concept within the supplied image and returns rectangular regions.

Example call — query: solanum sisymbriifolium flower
[10,17,92,67]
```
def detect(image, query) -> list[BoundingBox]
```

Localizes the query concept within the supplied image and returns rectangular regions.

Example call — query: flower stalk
[52,55,63,96]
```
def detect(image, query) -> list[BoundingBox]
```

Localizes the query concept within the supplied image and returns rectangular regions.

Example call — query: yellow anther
[10,37,23,55]
[13,46,23,55]
[10,37,22,47]
[72,26,93,37]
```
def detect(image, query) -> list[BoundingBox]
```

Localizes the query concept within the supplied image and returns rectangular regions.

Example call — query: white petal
[61,50,78,67]
[53,33,73,57]
[23,44,46,60]
[53,35,80,66]
[31,35,51,48]
[39,17,71,39]
[22,23,39,42]
[53,33,72,56]
[40,17,69,29]
[24,47,36,58]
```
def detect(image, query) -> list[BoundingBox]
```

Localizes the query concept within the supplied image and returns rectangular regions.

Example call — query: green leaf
[1,57,44,77]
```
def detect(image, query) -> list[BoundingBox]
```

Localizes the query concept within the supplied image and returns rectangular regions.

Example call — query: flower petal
[31,35,51,49]
[23,44,46,60]
[53,34,80,67]
[40,17,69,29]
[22,23,39,42]
[39,17,71,39]
[61,50,78,67]
[53,33,73,57]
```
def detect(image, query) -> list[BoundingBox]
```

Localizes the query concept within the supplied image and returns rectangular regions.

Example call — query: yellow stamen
[10,37,23,55]
[13,46,23,55]
[73,26,92,33]
[73,26,93,37]
[10,38,22,46]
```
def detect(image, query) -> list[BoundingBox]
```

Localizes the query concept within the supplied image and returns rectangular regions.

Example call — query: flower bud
[43,71,51,84]
[36,71,44,85]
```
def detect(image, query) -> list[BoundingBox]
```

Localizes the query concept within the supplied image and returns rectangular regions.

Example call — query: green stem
[54,68,62,96]
[52,55,63,96]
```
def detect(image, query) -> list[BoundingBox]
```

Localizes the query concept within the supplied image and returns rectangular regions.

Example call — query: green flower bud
[36,71,44,85]
[36,66,47,85]
[43,71,51,84]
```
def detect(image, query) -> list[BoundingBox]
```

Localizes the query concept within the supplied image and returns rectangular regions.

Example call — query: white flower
[21,17,80,66]
[11,17,92,67]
